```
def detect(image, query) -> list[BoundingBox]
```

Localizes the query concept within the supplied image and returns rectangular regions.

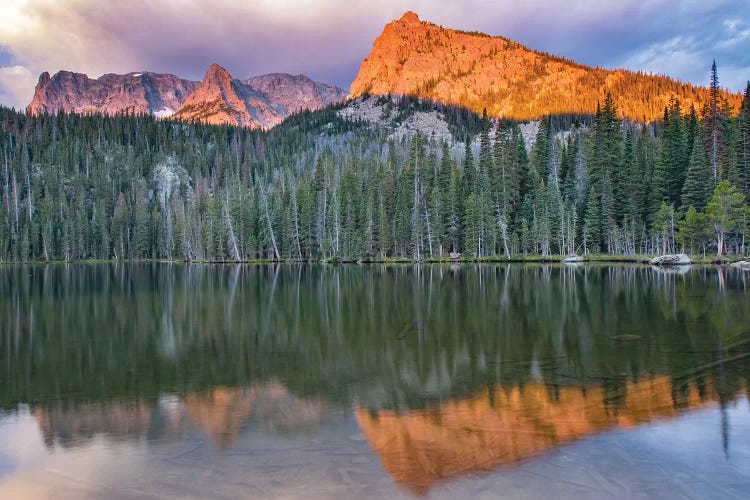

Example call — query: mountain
[172,65,347,128]
[27,66,348,128]
[244,73,349,116]
[351,11,742,122]
[27,70,198,117]
[358,376,715,494]
[171,63,281,128]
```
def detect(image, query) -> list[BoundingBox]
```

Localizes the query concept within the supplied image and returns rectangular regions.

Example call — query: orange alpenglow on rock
[350,11,743,122]
[27,65,348,129]
[172,63,277,129]
[356,376,722,494]
[172,64,348,129]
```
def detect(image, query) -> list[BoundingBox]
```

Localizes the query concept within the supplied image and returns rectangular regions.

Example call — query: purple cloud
[0,0,748,109]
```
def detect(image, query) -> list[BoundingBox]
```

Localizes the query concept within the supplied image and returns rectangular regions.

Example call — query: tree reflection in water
[1,263,749,493]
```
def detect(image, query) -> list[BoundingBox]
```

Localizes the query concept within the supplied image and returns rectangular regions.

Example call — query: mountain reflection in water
[1,264,749,497]
[33,383,333,451]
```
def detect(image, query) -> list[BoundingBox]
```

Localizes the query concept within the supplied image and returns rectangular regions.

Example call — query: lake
[1,263,749,499]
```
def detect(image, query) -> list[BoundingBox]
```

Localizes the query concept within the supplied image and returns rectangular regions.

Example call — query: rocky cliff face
[173,66,347,128]
[27,70,198,117]
[245,73,348,116]
[171,63,282,128]
[351,11,742,122]
[28,65,347,129]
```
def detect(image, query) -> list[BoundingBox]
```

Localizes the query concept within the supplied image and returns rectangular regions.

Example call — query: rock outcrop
[27,66,347,128]
[562,255,584,263]
[649,254,692,266]
[27,70,198,117]
[351,12,742,121]
[171,63,281,128]
[244,73,348,116]
[172,66,348,128]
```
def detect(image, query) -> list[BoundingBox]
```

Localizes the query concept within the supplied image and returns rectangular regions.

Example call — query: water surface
[1,264,749,498]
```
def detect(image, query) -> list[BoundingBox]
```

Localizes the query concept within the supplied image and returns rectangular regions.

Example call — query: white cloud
[0,65,36,109]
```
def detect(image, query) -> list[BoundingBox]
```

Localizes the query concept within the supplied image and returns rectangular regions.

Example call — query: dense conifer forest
[1,76,749,263]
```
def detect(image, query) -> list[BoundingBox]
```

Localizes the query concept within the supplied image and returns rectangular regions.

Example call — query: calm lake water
[1,263,749,499]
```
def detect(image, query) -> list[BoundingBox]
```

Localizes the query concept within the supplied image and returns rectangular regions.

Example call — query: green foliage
[681,130,711,209]
[677,206,711,254]
[706,180,748,256]
[0,67,749,263]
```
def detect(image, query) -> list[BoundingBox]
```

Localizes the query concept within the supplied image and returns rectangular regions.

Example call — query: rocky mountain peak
[398,11,420,24]
[351,13,742,122]
[203,63,234,89]
[27,63,347,128]
[37,71,51,86]
[172,63,254,127]
[172,65,347,129]
[27,70,198,116]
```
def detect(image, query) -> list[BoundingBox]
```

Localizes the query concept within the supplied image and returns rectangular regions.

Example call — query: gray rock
[649,254,692,266]
[730,260,750,271]
[563,255,584,263]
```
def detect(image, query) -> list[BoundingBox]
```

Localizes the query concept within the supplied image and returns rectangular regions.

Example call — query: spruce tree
[706,180,747,256]
[737,82,750,197]
[661,97,688,205]
[705,61,726,183]
[583,187,602,253]
[681,131,711,209]
[677,206,710,255]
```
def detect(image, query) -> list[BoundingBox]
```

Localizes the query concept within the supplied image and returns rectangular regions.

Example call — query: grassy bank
[2,254,748,265]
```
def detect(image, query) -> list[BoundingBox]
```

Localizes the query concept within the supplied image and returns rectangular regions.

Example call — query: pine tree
[462,136,475,198]
[479,109,493,180]
[583,187,602,253]
[677,206,710,255]
[737,82,750,197]
[661,97,688,205]
[529,116,550,180]
[705,61,726,183]
[706,180,747,256]
[651,202,675,255]
[681,130,711,209]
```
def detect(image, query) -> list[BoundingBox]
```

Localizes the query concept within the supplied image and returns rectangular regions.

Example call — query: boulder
[649,254,691,266]
[730,260,750,271]
[449,252,461,260]
[562,255,584,263]
[651,265,691,276]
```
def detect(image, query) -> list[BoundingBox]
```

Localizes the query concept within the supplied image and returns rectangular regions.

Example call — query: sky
[1,0,749,109]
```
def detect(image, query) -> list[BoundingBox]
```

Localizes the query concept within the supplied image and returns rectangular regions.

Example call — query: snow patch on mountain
[153,107,175,119]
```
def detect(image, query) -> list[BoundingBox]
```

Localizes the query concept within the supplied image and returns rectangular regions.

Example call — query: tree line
[1,67,749,262]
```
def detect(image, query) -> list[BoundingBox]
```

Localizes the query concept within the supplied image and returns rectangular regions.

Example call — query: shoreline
[1,255,747,266]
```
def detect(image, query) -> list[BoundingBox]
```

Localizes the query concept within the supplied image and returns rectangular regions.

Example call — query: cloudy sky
[1,0,749,109]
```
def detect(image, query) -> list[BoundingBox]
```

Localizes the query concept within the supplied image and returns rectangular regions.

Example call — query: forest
[1,68,749,263]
